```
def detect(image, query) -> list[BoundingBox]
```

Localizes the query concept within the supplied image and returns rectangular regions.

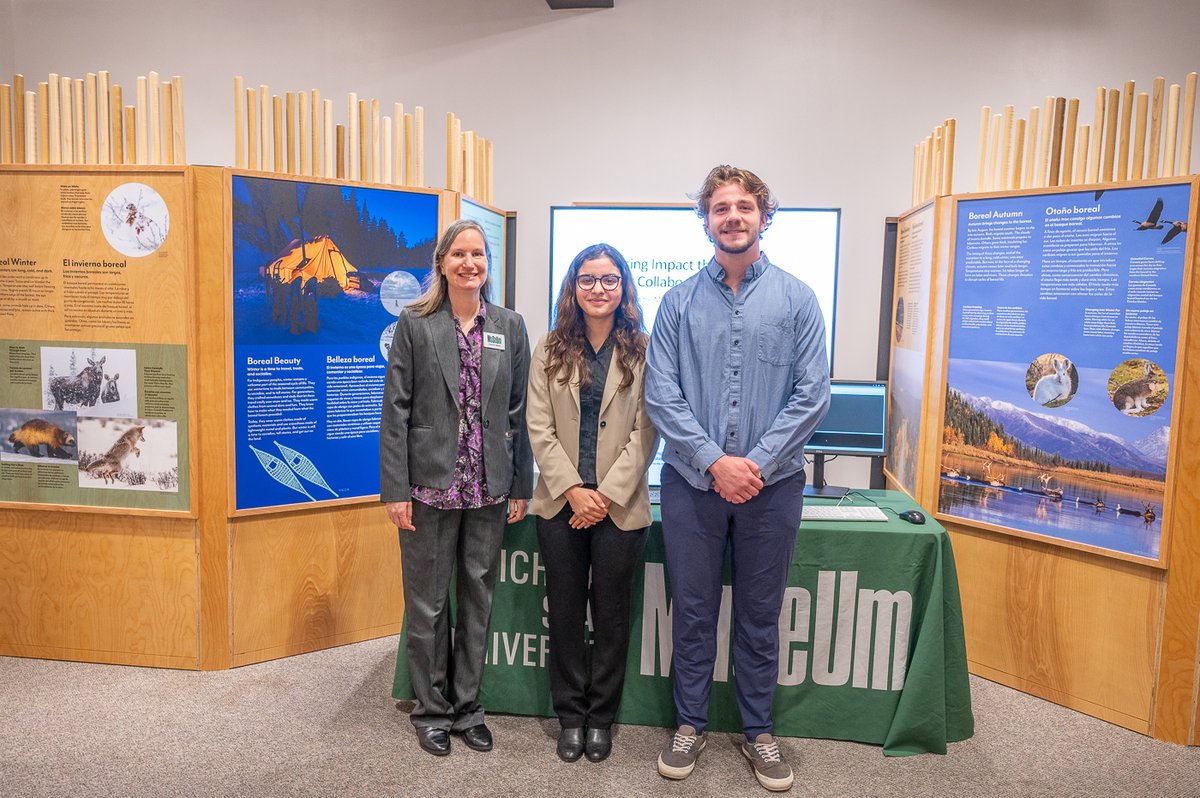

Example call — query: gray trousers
[399,499,507,731]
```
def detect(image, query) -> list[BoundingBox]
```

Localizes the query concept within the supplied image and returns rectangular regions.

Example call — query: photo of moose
[40,346,137,419]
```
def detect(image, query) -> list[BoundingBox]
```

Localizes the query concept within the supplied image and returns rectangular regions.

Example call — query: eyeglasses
[576,274,622,291]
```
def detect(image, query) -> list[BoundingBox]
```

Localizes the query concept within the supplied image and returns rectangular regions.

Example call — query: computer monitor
[804,380,889,497]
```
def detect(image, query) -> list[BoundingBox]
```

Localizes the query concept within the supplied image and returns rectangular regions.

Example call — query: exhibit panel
[0,164,201,667]
[908,175,1200,742]
[0,166,195,514]
[884,197,952,504]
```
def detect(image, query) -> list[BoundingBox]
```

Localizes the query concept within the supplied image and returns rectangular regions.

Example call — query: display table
[392,489,974,756]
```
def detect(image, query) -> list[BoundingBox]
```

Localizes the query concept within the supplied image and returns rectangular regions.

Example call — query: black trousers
[536,506,647,730]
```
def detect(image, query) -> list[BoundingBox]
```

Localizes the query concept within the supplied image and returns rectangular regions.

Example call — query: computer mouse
[898,510,926,525]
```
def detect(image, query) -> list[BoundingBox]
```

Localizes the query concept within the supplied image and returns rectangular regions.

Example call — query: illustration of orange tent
[267,235,360,291]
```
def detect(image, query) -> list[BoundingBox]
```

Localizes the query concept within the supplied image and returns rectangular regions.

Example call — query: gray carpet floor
[1,636,1197,797]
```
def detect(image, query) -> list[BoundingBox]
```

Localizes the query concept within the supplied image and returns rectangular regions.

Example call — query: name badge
[484,332,505,350]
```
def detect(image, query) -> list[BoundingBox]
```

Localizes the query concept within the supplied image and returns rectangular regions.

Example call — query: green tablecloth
[393,490,974,756]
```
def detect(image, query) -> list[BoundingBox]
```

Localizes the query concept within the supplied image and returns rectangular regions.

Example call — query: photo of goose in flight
[1161,219,1187,244]
[1133,198,1164,231]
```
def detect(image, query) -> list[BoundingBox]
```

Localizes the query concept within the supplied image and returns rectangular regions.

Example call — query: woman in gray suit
[527,243,658,763]
[380,219,533,757]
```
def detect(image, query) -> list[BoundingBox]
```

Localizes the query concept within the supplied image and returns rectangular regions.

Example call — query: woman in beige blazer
[528,243,658,764]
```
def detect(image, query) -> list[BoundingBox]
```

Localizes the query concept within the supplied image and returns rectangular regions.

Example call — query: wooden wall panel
[949,523,1160,732]
[229,503,401,666]
[0,509,198,668]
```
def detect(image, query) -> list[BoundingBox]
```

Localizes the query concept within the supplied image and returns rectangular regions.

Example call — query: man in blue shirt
[645,165,830,792]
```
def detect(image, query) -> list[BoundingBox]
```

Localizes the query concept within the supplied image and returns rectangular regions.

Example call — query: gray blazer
[379,301,534,503]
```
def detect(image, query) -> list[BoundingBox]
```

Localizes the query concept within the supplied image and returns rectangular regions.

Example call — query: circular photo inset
[1025,353,1078,408]
[1107,358,1168,416]
[380,270,423,316]
[894,296,905,343]
[379,321,398,361]
[101,182,170,257]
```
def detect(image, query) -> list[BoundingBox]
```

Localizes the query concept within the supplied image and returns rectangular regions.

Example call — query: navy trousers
[659,465,805,739]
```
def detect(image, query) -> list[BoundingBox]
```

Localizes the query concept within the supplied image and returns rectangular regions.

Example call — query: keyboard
[801,504,888,522]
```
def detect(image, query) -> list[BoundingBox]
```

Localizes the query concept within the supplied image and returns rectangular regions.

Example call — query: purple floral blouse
[411,304,505,509]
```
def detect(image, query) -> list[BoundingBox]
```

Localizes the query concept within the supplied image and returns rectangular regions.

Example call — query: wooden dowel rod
[403,112,414,186]
[259,84,270,170]
[1023,106,1039,188]
[299,91,310,176]
[310,89,320,177]
[60,76,74,165]
[97,71,109,165]
[234,76,245,168]
[446,112,456,190]
[1087,87,1104,183]
[1148,76,1164,178]
[1101,88,1119,182]
[1131,92,1148,181]
[135,76,148,164]
[246,88,258,170]
[22,90,36,163]
[1164,83,1180,177]
[932,127,944,199]
[358,99,369,182]
[162,82,175,165]
[976,105,990,191]
[383,116,393,186]
[110,85,123,164]
[1075,124,1090,187]
[124,105,136,166]
[1048,97,1066,187]
[148,71,161,164]
[1037,95,1054,187]
[371,98,381,183]
[1180,73,1197,175]
[336,123,345,179]
[1062,98,1079,185]
[37,81,49,164]
[0,84,10,164]
[285,91,296,175]
[986,114,1001,190]
[998,105,1014,192]
[272,95,283,173]
[171,76,186,164]
[485,139,494,205]
[47,75,60,164]
[85,73,97,164]
[73,78,84,163]
[394,102,404,185]
[1011,118,1026,190]
[943,118,956,195]
[347,92,358,181]
[1116,80,1134,181]
[13,74,25,163]
[414,105,424,186]
[323,99,334,178]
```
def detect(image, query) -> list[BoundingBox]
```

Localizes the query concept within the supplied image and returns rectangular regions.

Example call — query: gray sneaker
[657,725,706,779]
[741,733,793,791]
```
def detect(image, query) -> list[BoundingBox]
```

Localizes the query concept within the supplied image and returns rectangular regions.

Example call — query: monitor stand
[804,454,848,498]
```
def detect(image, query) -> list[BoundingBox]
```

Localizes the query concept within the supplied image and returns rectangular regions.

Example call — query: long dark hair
[545,243,645,391]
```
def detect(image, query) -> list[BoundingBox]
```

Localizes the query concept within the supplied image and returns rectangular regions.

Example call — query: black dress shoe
[556,727,585,762]
[460,723,493,752]
[417,727,451,756]
[584,727,611,762]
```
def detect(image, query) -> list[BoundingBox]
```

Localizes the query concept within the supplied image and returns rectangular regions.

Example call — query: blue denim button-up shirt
[645,253,831,492]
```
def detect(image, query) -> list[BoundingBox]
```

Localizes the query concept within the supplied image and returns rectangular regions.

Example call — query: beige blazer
[527,333,658,531]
